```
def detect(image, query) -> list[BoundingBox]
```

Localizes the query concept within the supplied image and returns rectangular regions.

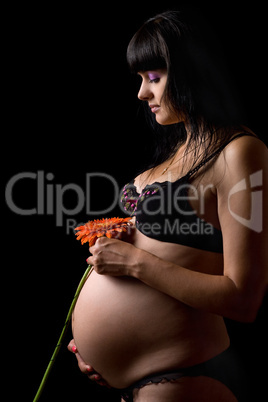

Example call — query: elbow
[226,305,257,323]
[237,309,258,323]
[227,294,263,323]
[223,277,266,323]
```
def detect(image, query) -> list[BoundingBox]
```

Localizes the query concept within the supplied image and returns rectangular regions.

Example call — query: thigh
[132,376,238,402]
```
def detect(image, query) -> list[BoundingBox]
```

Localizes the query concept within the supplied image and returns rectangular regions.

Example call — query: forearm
[133,250,254,322]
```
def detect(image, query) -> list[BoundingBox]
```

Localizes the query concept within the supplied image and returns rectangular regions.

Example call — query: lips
[149,104,160,113]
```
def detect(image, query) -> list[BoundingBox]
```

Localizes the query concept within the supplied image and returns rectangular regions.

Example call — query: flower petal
[75,217,133,246]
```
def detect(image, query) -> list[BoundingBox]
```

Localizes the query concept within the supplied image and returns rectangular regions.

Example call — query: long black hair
[127,10,247,173]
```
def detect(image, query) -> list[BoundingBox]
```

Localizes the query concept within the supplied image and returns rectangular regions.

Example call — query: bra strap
[187,132,256,179]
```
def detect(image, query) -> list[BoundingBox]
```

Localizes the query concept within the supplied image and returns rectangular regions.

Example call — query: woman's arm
[89,137,268,322]
[133,250,265,323]
[134,137,268,322]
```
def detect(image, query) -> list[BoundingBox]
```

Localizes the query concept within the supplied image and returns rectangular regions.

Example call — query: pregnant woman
[68,11,267,402]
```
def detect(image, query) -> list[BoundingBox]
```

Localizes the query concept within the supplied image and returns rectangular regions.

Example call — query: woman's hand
[67,339,110,387]
[86,237,143,277]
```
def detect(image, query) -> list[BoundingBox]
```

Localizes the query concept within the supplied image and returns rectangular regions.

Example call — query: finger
[88,373,102,381]
[96,380,111,388]
[67,339,108,386]
[88,246,94,255]
[67,339,77,353]
[86,256,94,266]
[89,241,99,254]
[89,375,111,388]
[75,352,94,374]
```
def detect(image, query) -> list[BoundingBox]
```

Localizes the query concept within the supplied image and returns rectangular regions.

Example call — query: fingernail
[71,345,77,353]
[86,367,92,373]
[94,374,101,380]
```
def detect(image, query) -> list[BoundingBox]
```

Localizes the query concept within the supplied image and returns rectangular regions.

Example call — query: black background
[4,2,267,401]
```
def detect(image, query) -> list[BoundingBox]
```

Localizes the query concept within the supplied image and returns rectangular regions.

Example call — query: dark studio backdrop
[4,2,267,401]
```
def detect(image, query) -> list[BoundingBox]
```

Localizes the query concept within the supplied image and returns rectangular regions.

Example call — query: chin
[155,112,181,126]
[156,117,180,125]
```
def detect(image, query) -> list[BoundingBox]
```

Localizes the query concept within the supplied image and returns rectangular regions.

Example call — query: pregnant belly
[72,270,190,388]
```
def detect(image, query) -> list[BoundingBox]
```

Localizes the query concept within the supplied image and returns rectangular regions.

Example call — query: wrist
[131,248,160,281]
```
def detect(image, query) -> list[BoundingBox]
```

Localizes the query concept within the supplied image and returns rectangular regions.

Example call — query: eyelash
[149,78,160,84]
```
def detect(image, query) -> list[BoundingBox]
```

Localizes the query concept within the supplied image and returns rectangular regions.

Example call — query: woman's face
[137,69,181,125]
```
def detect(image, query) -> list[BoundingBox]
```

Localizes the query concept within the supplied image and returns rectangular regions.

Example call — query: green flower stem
[33,265,93,402]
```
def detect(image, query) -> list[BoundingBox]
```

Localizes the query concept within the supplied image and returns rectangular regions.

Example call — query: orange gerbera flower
[75,217,133,247]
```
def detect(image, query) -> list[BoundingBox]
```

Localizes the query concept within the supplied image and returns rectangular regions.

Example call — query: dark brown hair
[127,10,246,171]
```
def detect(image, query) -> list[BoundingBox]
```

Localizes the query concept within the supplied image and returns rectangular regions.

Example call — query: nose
[137,81,152,101]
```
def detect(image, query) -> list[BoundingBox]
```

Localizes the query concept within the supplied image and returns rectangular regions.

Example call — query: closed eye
[149,77,160,84]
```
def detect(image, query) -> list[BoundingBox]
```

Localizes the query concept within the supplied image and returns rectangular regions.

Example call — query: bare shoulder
[215,135,268,188]
[224,134,267,161]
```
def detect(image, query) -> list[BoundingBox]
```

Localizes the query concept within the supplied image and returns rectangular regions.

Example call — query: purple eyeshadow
[148,72,161,80]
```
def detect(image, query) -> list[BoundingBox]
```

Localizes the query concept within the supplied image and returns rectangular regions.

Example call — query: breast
[72,269,188,387]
